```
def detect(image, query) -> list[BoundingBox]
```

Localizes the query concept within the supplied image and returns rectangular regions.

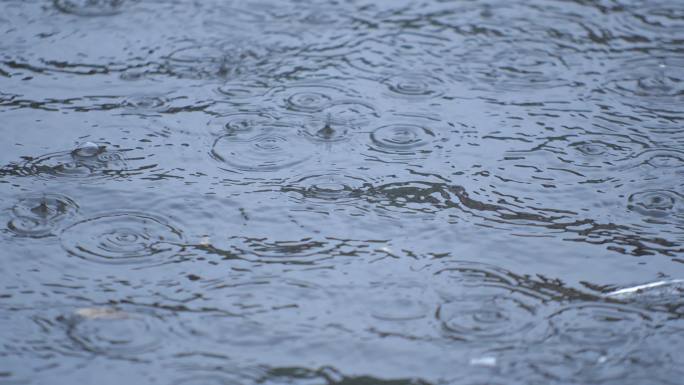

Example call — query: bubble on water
[15,144,130,180]
[383,73,446,99]
[53,0,125,16]
[71,142,105,158]
[60,211,185,265]
[210,130,315,172]
[628,190,680,217]
[63,307,163,356]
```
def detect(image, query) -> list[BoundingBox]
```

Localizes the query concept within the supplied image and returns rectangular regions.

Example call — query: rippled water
[1,0,683,384]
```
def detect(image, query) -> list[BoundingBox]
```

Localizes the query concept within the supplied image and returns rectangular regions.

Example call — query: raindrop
[7,193,78,238]
[287,91,333,113]
[283,170,370,203]
[437,290,540,343]
[433,261,545,344]
[60,212,185,265]
[572,141,608,156]
[545,303,649,355]
[367,122,443,160]
[628,190,679,217]
[267,83,360,114]
[7,216,54,239]
[603,57,684,107]
[210,130,315,172]
[207,111,278,138]
[299,114,352,143]
[383,73,446,99]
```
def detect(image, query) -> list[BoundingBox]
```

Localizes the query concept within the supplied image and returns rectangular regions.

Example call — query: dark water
[1,0,684,384]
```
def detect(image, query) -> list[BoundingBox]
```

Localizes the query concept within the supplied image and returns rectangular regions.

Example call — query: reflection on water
[1,0,684,384]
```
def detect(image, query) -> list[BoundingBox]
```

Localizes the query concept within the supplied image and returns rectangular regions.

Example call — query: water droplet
[60,212,185,265]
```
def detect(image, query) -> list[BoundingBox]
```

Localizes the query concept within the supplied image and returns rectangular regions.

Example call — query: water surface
[1,0,684,384]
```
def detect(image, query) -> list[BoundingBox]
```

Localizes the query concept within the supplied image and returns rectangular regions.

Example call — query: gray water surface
[1,0,684,384]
